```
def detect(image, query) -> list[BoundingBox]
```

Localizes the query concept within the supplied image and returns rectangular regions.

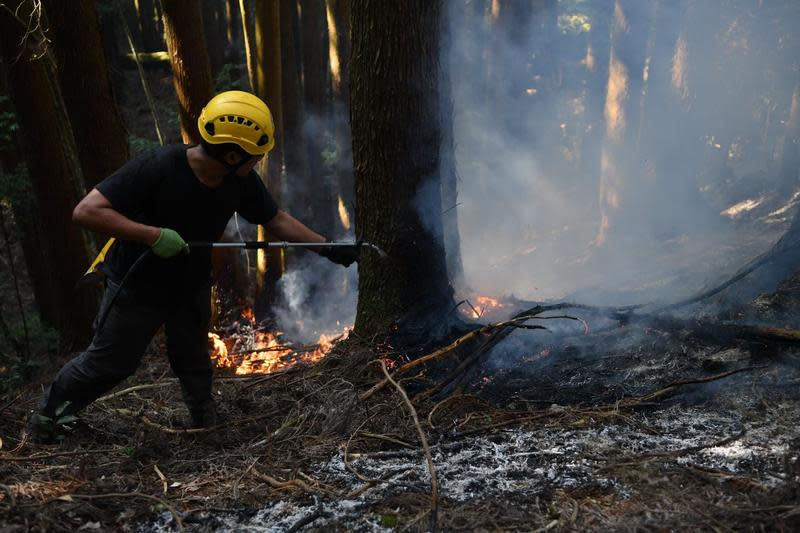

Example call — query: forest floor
[2,277,800,532]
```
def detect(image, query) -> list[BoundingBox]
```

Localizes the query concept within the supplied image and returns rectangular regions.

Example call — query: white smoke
[446,0,799,306]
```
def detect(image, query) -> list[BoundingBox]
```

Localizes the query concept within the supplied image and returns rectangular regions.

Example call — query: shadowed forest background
[2,0,800,531]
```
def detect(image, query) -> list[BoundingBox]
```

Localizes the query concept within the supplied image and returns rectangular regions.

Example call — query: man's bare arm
[72,189,160,245]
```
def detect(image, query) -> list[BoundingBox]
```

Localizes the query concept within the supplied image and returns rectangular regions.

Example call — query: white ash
[147,399,799,531]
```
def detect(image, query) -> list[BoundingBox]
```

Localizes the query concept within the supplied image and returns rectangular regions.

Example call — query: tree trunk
[161,0,215,144]
[253,0,284,314]
[281,0,309,220]
[351,0,454,338]
[0,72,51,327]
[439,2,464,287]
[203,0,226,79]
[594,0,651,246]
[95,0,126,97]
[239,0,257,93]
[226,0,239,47]
[1,0,97,343]
[301,0,334,236]
[42,0,130,190]
[135,0,162,52]
[326,0,353,235]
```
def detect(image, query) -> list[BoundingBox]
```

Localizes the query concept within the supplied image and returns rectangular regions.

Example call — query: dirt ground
[2,285,799,532]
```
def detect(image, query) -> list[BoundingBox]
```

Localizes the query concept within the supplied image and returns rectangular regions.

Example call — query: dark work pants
[41,280,213,419]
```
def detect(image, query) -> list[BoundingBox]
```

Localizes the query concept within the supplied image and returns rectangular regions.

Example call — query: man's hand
[151,228,189,258]
[318,242,360,267]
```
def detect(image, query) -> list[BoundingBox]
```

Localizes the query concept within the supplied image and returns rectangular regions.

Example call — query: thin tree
[42,0,130,190]
[253,0,284,310]
[351,0,454,337]
[0,0,97,343]
[239,0,257,93]
[161,0,215,144]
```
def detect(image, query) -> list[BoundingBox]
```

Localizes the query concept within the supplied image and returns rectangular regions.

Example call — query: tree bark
[1,0,97,343]
[42,0,130,190]
[253,0,284,313]
[0,71,51,327]
[226,0,239,47]
[239,0,257,93]
[135,0,162,52]
[281,0,309,220]
[161,0,215,144]
[351,0,454,338]
[202,0,226,79]
[439,3,464,287]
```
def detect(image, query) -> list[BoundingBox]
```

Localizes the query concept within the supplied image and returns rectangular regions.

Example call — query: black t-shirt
[95,144,278,301]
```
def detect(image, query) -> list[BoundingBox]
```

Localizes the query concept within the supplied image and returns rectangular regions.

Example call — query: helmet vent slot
[204,122,215,135]
[257,134,269,147]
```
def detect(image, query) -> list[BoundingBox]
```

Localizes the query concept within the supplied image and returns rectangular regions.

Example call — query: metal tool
[188,240,388,258]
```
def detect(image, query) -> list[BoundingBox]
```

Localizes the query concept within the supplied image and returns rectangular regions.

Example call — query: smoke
[444,0,800,306]
[273,251,356,343]
[274,109,357,343]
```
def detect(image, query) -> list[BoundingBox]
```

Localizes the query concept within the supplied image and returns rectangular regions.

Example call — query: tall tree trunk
[253,0,284,313]
[326,0,353,235]
[161,0,215,144]
[239,0,257,93]
[351,0,454,338]
[96,0,126,97]
[301,0,334,235]
[42,0,130,190]
[594,0,651,246]
[226,0,239,47]
[0,72,50,326]
[203,0,226,79]
[135,0,162,52]
[281,0,308,220]
[1,0,97,343]
[439,3,464,287]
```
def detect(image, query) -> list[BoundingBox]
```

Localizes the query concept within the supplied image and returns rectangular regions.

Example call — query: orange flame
[209,308,351,375]
[460,295,507,319]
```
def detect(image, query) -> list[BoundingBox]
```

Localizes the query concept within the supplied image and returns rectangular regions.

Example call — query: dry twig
[380,360,439,531]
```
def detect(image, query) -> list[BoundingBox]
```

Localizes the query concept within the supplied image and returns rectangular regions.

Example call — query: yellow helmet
[198,91,275,155]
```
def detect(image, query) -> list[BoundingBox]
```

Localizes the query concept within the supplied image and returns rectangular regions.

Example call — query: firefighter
[30,91,357,438]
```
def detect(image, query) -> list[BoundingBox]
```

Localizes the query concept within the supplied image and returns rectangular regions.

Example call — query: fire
[461,295,507,319]
[208,308,351,375]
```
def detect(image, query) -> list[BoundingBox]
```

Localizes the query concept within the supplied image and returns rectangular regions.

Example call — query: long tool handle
[188,241,388,258]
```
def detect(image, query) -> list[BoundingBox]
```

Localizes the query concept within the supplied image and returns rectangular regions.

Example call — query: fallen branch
[251,468,321,495]
[380,360,438,532]
[635,366,765,403]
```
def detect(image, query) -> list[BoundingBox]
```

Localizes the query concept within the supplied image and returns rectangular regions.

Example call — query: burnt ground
[2,279,800,532]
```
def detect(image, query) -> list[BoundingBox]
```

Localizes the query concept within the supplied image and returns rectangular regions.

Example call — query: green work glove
[151,228,189,258]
